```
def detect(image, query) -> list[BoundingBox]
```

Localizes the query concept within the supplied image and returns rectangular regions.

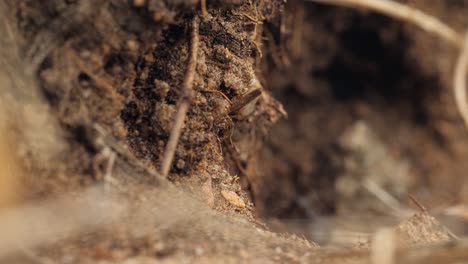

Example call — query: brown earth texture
[1,0,468,263]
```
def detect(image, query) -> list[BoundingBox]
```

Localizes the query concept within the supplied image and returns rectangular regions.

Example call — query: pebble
[221,190,245,208]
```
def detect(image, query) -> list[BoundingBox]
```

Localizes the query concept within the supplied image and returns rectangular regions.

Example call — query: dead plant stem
[201,0,208,18]
[160,17,200,177]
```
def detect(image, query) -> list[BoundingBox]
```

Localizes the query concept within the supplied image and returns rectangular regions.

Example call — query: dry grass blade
[305,0,463,47]
[160,16,200,177]
[454,31,468,131]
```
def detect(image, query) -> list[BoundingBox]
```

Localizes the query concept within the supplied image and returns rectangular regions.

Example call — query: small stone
[221,190,245,208]
[153,11,164,22]
[126,40,139,51]
[144,53,154,64]
[176,159,185,169]
[133,0,145,7]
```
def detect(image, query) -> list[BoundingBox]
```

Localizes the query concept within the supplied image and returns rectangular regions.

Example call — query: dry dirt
[1,0,468,263]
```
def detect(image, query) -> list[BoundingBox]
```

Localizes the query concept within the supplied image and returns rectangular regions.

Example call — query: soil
[1,0,468,263]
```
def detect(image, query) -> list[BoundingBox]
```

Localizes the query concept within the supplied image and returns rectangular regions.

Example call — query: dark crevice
[256,5,447,219]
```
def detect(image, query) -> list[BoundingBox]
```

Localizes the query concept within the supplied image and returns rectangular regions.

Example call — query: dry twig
[454,31,468,130]
[408,194,428,213]
[305,0,463,47]
[160,17,200,177]
[201,0,208,18]
[201,89,233,104]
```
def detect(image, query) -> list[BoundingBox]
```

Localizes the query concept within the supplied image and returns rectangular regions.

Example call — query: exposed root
[160,16,200,177]
[201,89,233,104]
[305,0,463,47]
[454,31,468,131]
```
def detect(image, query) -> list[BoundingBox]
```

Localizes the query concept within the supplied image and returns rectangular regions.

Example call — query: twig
[201,89,233,104]
[408,194,428,213]
[242,13,261,23]
[160,17,200,177]
[252,1,263,59]
[305,0,463,47]
[454,31,468,131]
[201,0,208,18]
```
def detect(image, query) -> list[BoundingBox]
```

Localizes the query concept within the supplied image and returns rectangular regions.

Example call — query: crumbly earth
[1,0,468,263]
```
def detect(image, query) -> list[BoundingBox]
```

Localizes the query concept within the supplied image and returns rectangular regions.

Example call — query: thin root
[201,89,233,104]
[160,16,200,177]
[408,194,427,213]
[305,0,463,47]
[454,31,468,131]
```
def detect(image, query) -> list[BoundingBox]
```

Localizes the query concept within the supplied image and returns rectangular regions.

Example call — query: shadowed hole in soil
[251,4,447,223]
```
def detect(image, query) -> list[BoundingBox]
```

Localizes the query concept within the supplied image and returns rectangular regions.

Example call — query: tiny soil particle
[221,190,246,208]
